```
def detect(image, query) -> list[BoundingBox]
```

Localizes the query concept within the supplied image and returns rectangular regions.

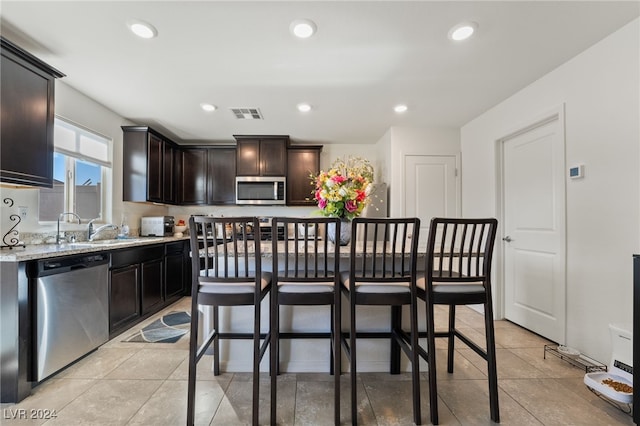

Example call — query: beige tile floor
[1,297,633,425]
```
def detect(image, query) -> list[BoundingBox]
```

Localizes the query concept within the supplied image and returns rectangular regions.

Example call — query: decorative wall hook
[2,198,25,249]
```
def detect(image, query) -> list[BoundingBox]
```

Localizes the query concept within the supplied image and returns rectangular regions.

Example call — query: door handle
[503,236,512,242]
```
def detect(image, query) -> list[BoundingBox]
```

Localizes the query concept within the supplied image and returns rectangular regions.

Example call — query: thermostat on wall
[569,164,584,179]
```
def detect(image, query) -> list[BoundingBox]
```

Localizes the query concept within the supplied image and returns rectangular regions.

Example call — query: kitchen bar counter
[198,239,427,258]
[0,235,189,262]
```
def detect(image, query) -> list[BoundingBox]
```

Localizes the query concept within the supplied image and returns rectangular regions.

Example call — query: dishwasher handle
[33,253,109,277]
[69,264,89,271]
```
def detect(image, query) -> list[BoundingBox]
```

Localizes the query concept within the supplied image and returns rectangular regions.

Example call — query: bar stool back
[186,216,271,426]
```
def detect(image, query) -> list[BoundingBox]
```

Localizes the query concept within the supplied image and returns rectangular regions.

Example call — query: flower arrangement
[312,156,374,220]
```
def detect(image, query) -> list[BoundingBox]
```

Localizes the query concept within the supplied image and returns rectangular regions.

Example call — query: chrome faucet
[57,212,81,244]
[87,218,118,241]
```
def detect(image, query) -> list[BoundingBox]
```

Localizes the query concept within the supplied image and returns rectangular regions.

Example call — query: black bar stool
[186,216,272,426]
[417,217,500,425]
[269,217,341,425]
[340,217,422,425]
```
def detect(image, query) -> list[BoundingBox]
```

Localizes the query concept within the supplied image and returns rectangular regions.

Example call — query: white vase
[327,219,351,246]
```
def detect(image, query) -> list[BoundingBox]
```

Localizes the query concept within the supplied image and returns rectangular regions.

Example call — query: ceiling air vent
[230,108,263,120]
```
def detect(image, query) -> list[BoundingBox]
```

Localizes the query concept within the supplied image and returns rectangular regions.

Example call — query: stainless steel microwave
[236,176,286,205]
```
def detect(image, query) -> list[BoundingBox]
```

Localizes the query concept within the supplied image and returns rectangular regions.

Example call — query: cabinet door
[236,139,260,176]
[0,47,56,187]
[287,147,321,205]
[141,258,163,315]
[147,133,163,202]
[173,144,183,204]
[163,141,176,204]
[207,148,236,204]
[165,251,185,300]
[122,128,148,202]
[110,265,140,333]
[260,139,287,176]
[180,149,207,204]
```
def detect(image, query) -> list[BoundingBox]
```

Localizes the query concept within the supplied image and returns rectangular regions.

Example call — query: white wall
[460,19,639,363]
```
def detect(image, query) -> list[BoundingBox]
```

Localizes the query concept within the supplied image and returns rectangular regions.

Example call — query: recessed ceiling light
[290,19,317,39]
[394,104,408,113]
[200,103,217,112]
[127,19,158,39]
[297,103,312,112]
[448,22,478,41]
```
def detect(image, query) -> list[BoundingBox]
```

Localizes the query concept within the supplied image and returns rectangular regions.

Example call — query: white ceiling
[1,1,638,145]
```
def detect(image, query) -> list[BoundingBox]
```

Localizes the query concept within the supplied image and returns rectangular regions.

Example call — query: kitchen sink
[87,238,164,246]
[55,238,165,250]
[57,242,95,249]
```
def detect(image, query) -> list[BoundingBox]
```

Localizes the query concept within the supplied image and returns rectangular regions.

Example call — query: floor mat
[123,311,191,343]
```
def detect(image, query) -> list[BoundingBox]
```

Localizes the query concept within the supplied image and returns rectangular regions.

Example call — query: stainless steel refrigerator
[362,183,388,218]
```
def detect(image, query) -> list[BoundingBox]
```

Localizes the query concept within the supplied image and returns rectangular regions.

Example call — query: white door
[404,155,457,248]
[502,113,566,343]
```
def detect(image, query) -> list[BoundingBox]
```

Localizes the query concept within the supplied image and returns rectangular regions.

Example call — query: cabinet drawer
[165,241,186,255]
[111,245,163,268]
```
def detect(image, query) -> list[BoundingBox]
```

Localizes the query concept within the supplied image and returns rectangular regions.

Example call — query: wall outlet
[19,206,28,219]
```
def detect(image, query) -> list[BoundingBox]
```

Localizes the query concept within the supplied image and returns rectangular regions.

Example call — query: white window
[39,117,112,222]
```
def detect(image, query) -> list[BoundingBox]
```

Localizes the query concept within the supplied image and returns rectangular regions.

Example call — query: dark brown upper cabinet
[163,141,178,204]
[207,147,236,204]
[178,146,236,205]
[122,126,179,204]
[179,148,207,205]
[0,37,65,188]
[287,145,322,205]
[234,135,288,176]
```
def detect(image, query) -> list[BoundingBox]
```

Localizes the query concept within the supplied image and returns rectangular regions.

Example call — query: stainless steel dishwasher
[32,253,109,381]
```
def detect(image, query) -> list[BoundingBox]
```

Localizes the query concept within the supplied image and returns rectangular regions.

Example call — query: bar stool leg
[447,305,455,373]
[333,302,341,425]
[270,295,279,424]
[252,302,261,426]
[350,299,357,426]
[426,301,439,425]
[485,300,500,422]
[213,306,220,375]
[186,297,199,426]
[410,297,422,425]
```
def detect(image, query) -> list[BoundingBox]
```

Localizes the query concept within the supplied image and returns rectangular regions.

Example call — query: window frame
[38,116,113,224]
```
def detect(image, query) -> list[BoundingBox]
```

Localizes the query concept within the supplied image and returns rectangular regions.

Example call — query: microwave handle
[273,181,278,200]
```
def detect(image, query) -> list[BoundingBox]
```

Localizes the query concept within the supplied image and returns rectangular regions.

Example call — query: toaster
[140,216,174,237]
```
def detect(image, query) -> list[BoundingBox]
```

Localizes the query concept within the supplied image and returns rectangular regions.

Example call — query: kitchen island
[194,237,428,376]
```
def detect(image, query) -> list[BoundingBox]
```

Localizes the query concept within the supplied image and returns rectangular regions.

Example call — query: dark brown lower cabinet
[109,243,175,336]
[165,241,187,300]
[141,258,163,315]
[109,264,140,333]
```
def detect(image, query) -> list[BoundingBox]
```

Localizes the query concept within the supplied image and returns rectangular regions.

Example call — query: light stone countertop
[0,236,190,262]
